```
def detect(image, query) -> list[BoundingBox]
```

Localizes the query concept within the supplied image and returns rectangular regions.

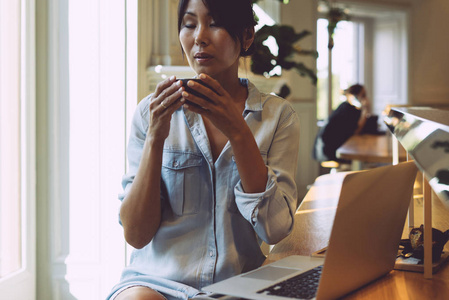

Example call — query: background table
[336,133,407,170]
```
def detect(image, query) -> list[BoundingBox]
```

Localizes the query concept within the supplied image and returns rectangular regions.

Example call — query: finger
[159,80,184,108]
[183,100,211,116]
[154,93,184,118]
[150,91,180,115]
[164,96,184,114]
[153,75,177,98]
[183,80,218,106]
[181,90,212,109]
[154,80,183,112]
[197,73,225,97]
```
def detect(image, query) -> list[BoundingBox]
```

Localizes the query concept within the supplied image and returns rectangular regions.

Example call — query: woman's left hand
[181,74,246,140]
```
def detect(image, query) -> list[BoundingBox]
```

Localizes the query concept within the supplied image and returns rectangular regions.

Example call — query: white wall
[409,0,449,105]
[280,0,319,198]
[280,0,318,102]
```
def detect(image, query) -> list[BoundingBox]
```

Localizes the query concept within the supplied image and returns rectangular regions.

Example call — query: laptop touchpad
[242,266,299,281]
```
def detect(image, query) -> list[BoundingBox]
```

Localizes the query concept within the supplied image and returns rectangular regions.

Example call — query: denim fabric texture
[107,79,300,300]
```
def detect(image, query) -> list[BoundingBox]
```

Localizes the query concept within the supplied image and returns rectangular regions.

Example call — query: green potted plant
[250,0,318,97]
[251,24,318,85]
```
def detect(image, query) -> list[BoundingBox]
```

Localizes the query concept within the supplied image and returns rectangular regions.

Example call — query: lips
[194,52,213,63]
[194,52,212,59]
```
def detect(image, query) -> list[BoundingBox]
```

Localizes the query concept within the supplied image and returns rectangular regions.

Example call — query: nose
[194,26,209,47]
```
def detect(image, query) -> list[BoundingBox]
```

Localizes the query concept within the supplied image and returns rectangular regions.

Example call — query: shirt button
[173,161,179,167]
[209,251,214,257]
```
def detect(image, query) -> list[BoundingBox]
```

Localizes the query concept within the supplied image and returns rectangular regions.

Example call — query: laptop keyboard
[256,265,323,299]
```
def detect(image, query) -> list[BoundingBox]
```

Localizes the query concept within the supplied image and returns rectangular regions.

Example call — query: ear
[243,27,255,50]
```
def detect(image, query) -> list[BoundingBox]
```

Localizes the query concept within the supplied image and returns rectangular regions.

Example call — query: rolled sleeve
[233,168,277,223]
[234,166,296,245]
[234,106,300,245]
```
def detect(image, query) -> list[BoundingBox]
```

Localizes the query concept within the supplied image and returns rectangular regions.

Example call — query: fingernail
[187,80,194,87]
[170,75,176,81]
[182,91,189,97]
[199,74,206,79]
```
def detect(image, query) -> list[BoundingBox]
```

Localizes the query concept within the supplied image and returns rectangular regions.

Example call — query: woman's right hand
[121,76,184,248]
[148,76,184,142]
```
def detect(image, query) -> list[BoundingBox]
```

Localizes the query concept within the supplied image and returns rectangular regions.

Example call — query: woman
[343,84,370,135]
[108,0,300,299]
[313,84,371,162]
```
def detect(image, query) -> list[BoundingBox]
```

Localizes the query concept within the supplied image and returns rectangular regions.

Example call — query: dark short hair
[177,0,258,57]
[344,84,364,96]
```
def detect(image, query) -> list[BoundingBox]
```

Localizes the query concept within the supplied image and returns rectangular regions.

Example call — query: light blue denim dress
[107,79,300,300]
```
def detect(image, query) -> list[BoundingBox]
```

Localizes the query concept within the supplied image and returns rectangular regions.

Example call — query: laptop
[203,161,418,299]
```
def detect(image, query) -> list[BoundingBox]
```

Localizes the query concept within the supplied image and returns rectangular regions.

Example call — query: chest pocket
[162,151,204,216]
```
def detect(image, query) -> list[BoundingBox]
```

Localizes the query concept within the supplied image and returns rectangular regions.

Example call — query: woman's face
[179,0,242,80]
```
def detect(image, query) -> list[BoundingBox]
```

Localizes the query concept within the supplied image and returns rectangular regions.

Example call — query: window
[316,4,408,123]
[0,0,22,278]
[0,0,36,298]
[317,18,364,120]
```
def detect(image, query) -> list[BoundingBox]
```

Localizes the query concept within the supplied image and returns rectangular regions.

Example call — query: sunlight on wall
[254,4,276,31]
[254,4,281,77]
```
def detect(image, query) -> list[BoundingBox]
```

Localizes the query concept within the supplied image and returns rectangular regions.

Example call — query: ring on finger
[160,102,168,109]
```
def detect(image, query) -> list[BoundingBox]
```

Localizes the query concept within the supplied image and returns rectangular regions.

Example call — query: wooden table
[266,172,449,299]
[336,133,407,170]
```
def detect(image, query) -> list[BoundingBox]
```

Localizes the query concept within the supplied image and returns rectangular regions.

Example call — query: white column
[64,0,127,298]
[37,0,128,299]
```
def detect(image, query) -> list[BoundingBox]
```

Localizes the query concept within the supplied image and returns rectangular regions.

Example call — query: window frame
[0,0,36,298]
[316,15,368,120]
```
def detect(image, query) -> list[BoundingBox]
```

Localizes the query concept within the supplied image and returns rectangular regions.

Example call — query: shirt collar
[240,78,263,113]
